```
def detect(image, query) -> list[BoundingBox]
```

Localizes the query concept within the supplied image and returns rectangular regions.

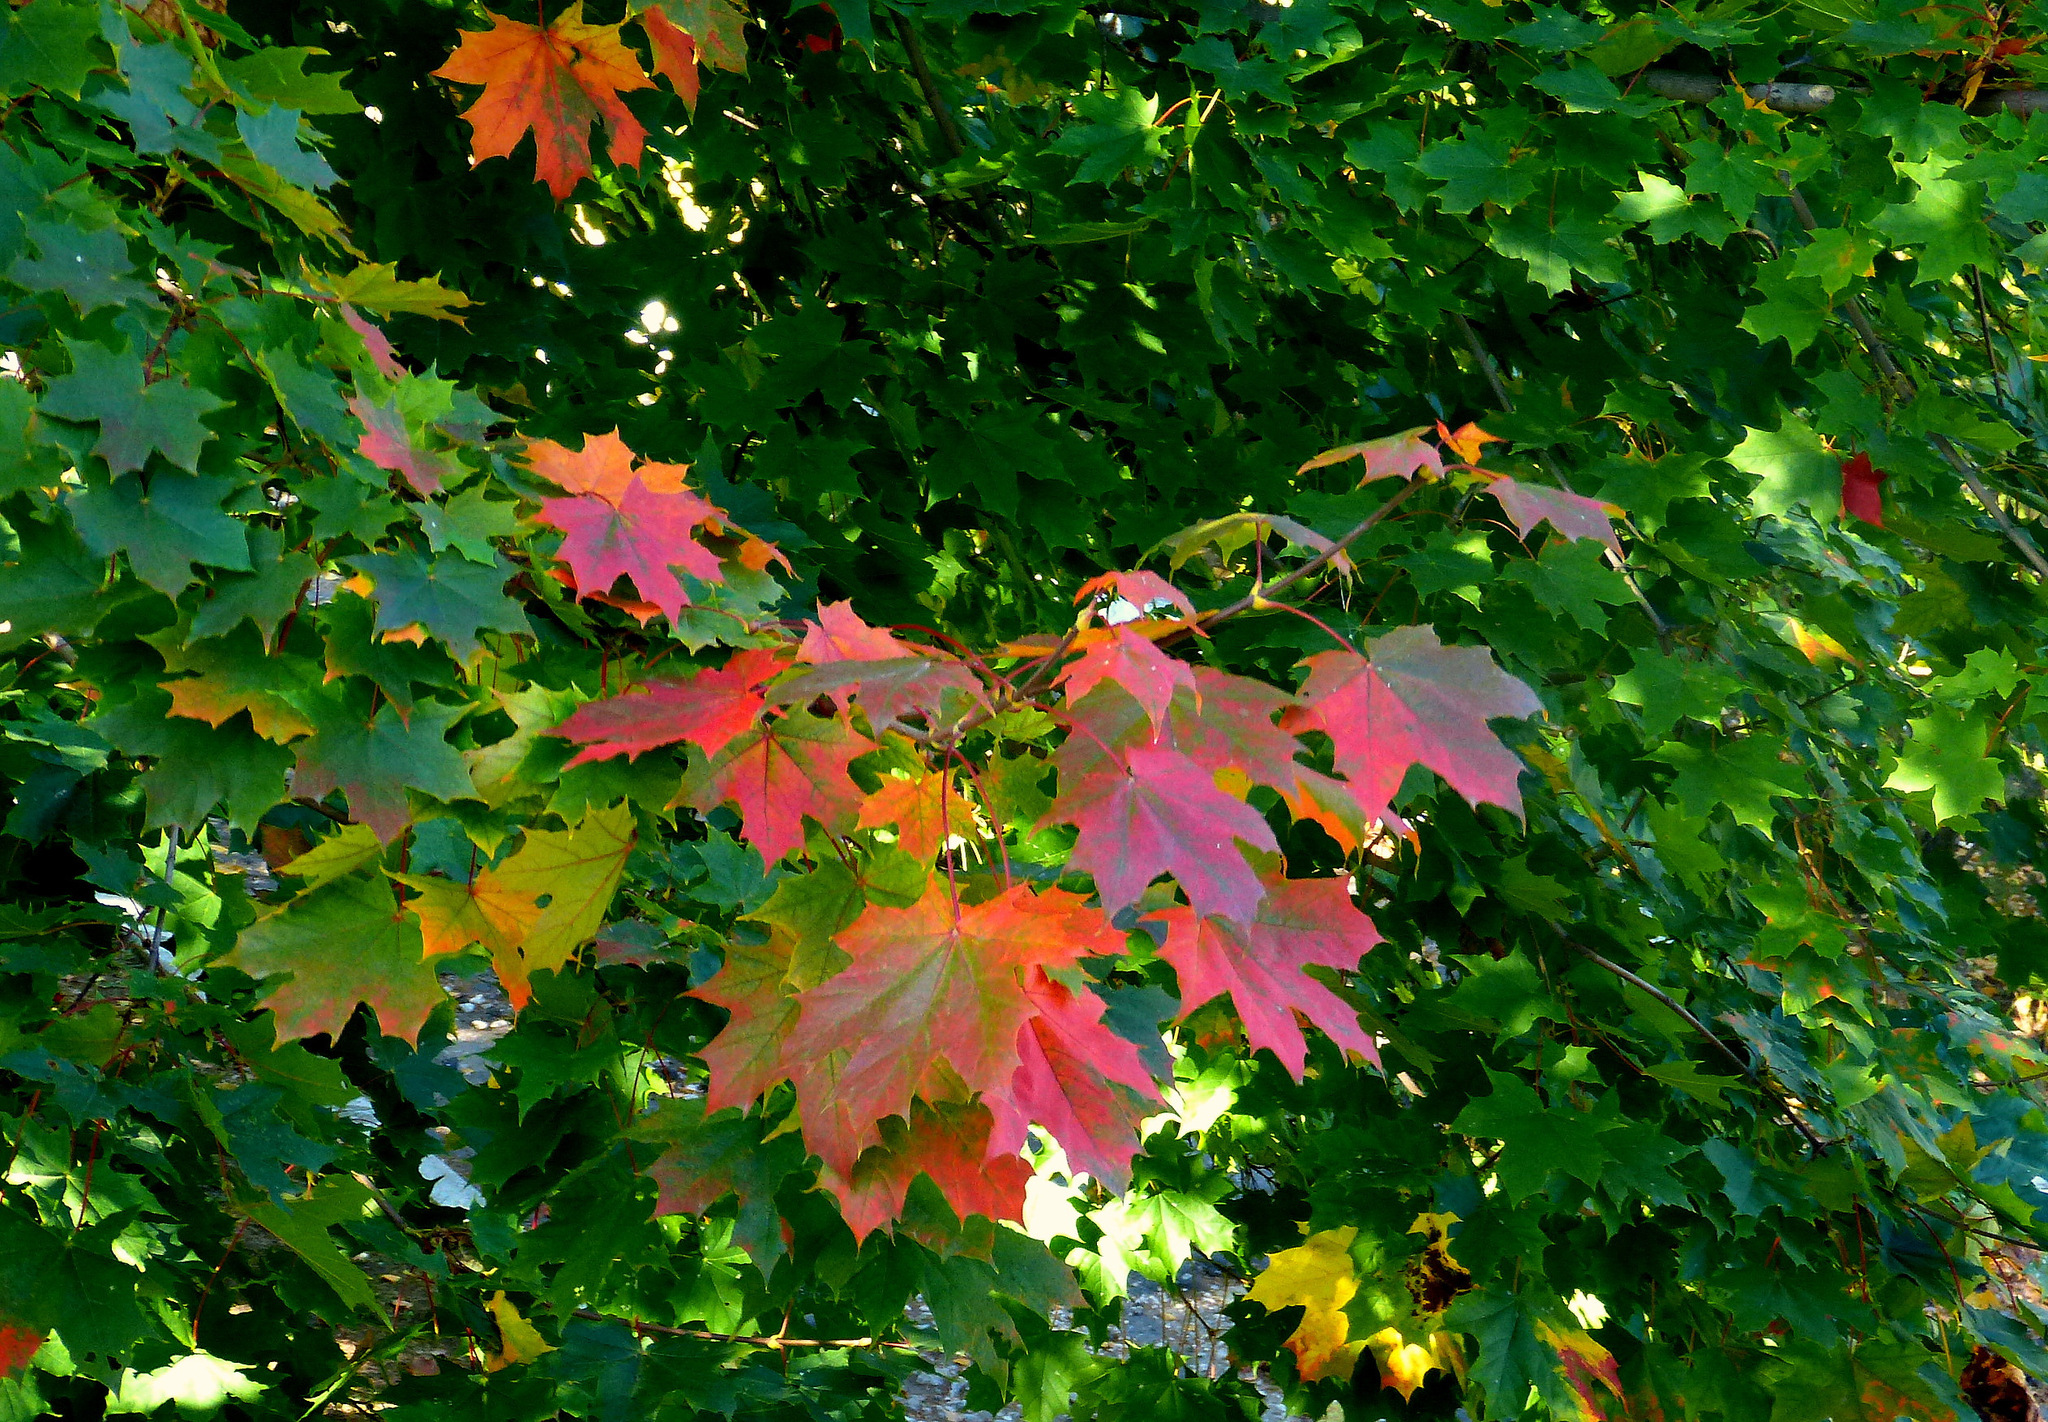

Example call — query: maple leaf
[693,928,802,1114]
[857,768,980,862]
[791,882,1125,1174]
[641,7,701,110]
[1283,627,1541,826]
[1146,867,1380,1078]
[351,393,458,496]
[799,600,915,661]
[649,0,748,78]
[539,478,725,625]
[1056,625,1196,734]
[221,872,445,1044]
[784,603,988,726]
[640,1099,806,1261]
[388,870,539,959]
[1840,451,1887,526]
[992,966,1157,1189]
[1435,420,1502,465]
[1534,1319,1621,1422]
[550,649,787,766]
[824,1099,1032,1242]
[524,429,697,500]
[347,549,534,659]
[1248,1227,1366,1382]
[1296,426,1443,483]
[1073,569,1199,625]
[681,708,869,864]
[146,624,318,743]
[0,1318,41,1377]
[1043,734,1277,922]
[1489,477,1623,554]
[484,802,635,1002]
[432,4,653,201]
[338,305,405,379]
[293,696,475,842]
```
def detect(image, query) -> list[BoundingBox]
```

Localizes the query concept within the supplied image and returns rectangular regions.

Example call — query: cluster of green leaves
[10,0,2048,1419]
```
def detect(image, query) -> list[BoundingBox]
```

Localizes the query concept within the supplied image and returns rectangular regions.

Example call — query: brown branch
[893,16,966,160]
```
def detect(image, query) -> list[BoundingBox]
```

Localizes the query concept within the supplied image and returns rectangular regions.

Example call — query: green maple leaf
[1609,649,1739,739]
[1737,256,1831,354]
[1449,1070,1622,1200]
[222,872,444,1044]
[1049,89,1166,185]
[1872,165,1994,283]
[1790,228,1880,295]
[1179,37,1291,104]
[1415,125,1537,213]
[0,0,103,99]
[0,384,67,498]
[632,1099,807,1262]
[1886,709,2004,824]
[1586,451,1711,529]
[1526,65,1655,116]
[39,337,224,474]
[317,592,449,718]
[1342,120,1432,212]
[1726,415,1837,519]
[1611,172,1736,246]
[1500,538,1633,633]
[191,526,319,643]
[1651,735,1810,831]
[235,104,339,191]
[1489,202,1627,295]
[1397,529,1492,601]
[1679,137,1771,225]
[298,473,409,547]
[67,470,251,594]
[419,485,522,564]
[0,506,115,646]
[292,693,474,841]
[348,549,533,658]
[92,685,294,830]
[7,220,150,310]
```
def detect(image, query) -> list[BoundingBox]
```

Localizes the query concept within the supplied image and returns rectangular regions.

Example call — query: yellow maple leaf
[1247,1226,1365,1381]
[484,801,636,1004]
[1363,1326,1464,1400]
[388,870,540,959]
[1534,1319,1620,1422]
[483,1292,555,1371]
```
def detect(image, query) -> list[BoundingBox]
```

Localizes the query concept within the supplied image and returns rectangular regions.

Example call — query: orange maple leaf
[433,5,653,201]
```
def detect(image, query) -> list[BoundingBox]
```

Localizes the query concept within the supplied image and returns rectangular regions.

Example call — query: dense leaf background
[8,0,2048,1417]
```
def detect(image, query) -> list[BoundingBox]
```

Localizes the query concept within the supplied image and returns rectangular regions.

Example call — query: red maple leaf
[1489,477,1622,554]
[1283,626,1540,825]
[780,600,985,728]
[799,600,915,661]
[823,1099,1031,1242]
[791,882,1125,1174]
[1297,426,1443,482]
[1073,569,1200,624]
[1147,868,1380,1078]
[1057,625,1196,734]
[1841,451,1887,526]
[0,1319,42,1377]
[550,648,788,766]
[540,475,725,624]
[1043,734,1276,922]
[856,768,978,861]
[992,966,1156,1189]
[682,708,869,863]
[640,7,701,110]
[432,4,653,201]
[352,394,457,496]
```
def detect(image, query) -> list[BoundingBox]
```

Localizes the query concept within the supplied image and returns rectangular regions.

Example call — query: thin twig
[1784,183,2048,581]
[1558,935,1834,1154]
[573,1309,922,1350]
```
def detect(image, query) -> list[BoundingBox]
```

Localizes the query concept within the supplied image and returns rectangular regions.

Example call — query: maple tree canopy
[5,0,2048,1419]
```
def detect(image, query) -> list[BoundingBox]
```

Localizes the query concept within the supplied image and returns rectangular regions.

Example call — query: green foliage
[7,0,2048,1420]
